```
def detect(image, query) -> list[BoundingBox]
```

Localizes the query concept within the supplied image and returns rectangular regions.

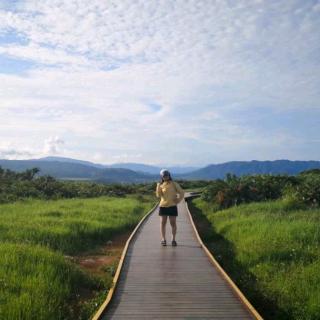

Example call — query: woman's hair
[161,173,173,183]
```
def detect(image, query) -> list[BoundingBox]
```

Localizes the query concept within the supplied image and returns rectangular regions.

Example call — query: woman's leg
[169,216,177,241]
[160,215,168,240]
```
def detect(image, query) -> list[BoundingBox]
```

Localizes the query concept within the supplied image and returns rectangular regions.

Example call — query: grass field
[0,195,157,320]
[189,197,320,320]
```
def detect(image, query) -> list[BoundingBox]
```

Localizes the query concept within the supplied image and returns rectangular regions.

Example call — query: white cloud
[0,43,96,67]
[0,0,319,165]
[0,147,34,159]
[111,153,143,162]
[0,141,36,159]
[43,136,65,154]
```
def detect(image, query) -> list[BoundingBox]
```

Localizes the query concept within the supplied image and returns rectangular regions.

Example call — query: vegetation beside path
[188,197,320,320]
[0,195,157,320]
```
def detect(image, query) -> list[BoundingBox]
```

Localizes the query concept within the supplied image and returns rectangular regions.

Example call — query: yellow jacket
[156,180,185,207]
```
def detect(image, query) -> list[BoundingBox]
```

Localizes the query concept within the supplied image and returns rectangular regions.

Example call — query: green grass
[0,195,157,319]
[0,242,102,320]
[0,195,156,254]
[189,198,320,320]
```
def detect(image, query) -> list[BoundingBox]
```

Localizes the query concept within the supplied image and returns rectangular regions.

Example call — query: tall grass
[0,242,101,320]
[0,195,156,319]
[0,195,155,254]
[190,198,320,320]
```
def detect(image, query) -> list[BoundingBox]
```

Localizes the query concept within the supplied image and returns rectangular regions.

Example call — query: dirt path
[72,230,132,278]
[63,229,133,319]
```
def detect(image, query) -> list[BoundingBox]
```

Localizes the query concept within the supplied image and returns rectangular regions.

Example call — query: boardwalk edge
[185,195,264,320]
[91,201,159,320]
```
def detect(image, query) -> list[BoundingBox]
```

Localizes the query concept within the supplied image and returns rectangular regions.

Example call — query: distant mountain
[93,167,156,183]
[181,160,320,180]
[32,156,107,169]
[108,162,199,174]
[35,157,199,174]
[107,162,161,174]
[1,158,319,183]
[0,159,156,183]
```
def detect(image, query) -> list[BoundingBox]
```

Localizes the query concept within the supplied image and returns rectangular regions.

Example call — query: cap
[160,168,170,177]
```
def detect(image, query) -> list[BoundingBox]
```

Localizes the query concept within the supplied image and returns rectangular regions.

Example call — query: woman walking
[156,169,185,247]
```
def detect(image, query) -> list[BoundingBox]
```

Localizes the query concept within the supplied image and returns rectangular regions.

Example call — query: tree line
[200,169,320,209]
[0,166,207,204]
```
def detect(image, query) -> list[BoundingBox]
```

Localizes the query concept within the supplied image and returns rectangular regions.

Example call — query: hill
[1,158,319,182]
[0,159,155,183]
[182,159,320,180]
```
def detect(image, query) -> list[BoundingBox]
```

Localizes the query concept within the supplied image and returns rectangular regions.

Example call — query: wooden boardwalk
[97,192,262,320]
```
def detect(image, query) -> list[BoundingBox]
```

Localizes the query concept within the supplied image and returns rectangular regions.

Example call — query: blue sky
[0,0,319,166]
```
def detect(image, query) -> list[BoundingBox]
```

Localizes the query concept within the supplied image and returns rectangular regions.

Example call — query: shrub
[283,173,320,208]
[199,172,314,209]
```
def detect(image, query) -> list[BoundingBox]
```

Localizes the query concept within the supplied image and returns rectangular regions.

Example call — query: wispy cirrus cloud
[0,0,319,165]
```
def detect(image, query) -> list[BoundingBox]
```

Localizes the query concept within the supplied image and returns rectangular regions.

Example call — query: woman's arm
[174,182,185,203]
[156,182,163,198]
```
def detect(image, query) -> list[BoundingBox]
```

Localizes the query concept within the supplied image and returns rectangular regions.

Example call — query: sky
[0,0,319,167]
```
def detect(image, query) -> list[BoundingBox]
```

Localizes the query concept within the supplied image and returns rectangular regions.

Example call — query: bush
[200,172,311,209]
[0,166,152,204]
[281,187,307,210]
[283,173,320,208]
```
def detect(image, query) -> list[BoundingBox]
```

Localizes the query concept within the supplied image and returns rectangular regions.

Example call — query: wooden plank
[92,193,263,320]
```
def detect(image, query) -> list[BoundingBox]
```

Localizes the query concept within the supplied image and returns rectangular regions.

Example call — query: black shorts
[159,205,178,216]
